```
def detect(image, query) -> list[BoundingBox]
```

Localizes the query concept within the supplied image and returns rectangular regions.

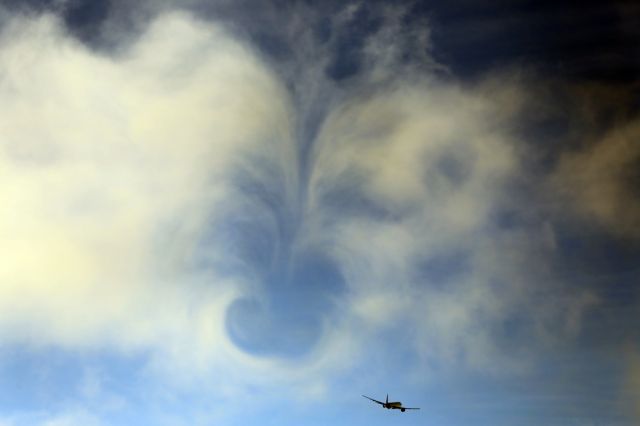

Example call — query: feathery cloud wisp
[1,3,636,424]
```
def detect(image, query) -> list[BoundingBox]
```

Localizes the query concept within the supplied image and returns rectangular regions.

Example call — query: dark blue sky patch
[434,146,476,187]
[544,222,640,346]
[422,145,477,198]
[509,84,576,175]
[63,0,110,41]
[251,30,292,61]
[490,209,527,231]
[316,171,398,223]
[7,0,639,87]
[553,225,640,277]
[494,309,534,348]
[314,15,332,45]
[580,282,640,350]
[415,250,471,288]
[0,0,150,53]
[486,189,549,233]
[419,0,640,84]
[324,40,361,82]
[2,0,111,42]
[323,4,382,81]
[225,250,345,358]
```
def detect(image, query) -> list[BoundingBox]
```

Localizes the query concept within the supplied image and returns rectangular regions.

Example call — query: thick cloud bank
[0,11,290,362]
[1,2,638,423]
[0,7,597,365]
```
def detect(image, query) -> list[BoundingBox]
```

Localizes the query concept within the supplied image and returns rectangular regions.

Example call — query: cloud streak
[0,0,603,377]
[0,11,287,362]
[0,2,638,424]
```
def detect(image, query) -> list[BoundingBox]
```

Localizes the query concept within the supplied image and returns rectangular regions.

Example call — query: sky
[0,0,639,425]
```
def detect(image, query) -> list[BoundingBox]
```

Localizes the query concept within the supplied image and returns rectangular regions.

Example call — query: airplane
[362,394,420,412]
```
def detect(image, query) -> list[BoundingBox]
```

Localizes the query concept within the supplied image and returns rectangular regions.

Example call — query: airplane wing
[403,407,420,410]
[362,395,385,405]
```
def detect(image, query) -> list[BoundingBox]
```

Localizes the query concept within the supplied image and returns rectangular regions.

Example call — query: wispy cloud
[0,0,601,379]
[0,11,286,364]
[550,116,640,237]
[0,1,637,424]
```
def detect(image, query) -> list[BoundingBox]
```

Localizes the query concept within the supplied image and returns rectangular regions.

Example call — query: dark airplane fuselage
[384,402,406,411]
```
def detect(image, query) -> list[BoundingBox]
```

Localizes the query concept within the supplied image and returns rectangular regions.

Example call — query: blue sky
[0,1,639,425]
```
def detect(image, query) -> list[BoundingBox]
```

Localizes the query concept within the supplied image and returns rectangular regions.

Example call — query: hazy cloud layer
[0,3,600,371]
[0,11,288,359]
[0,1,638,424]
[551,117,640,237]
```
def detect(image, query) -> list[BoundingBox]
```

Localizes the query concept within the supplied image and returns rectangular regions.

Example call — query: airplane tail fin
[386,394,388,404]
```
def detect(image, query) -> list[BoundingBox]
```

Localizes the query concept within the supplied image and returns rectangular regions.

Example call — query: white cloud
[304,76,599,375]
[0,7,608,421]
[550,117,640,237]
[0,11,289,370]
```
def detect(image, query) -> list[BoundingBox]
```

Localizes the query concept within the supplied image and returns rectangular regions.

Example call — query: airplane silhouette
[362,394,420,412]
